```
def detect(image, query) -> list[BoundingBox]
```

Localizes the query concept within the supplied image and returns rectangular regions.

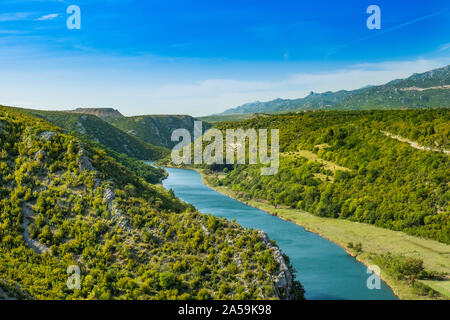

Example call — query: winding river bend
[161,166,397,300]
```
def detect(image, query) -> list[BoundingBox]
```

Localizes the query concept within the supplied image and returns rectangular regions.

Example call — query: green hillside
[198,113,264,123]
[109,115,211,149]
[0,106,304,300]
[16,108,169,184]
[219,65,450,115]
[184,109,449,244]
[23,109,169,161]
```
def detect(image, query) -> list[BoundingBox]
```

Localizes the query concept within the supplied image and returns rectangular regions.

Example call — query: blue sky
[0,0,449,116]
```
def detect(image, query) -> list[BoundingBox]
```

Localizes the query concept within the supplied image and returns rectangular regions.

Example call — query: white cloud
[0,12,60,22]
[35,14,60,21]
[0,58,448,117]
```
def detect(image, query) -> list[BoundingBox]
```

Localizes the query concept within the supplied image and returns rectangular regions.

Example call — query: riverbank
[192,169,450,300]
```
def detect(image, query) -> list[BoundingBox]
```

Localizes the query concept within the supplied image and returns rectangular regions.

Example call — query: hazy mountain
[219,65,450,115]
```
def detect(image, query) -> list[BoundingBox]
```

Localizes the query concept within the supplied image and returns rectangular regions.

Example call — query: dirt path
[399,85,450,92]
[21,204,50,254]
[381,131,449,155]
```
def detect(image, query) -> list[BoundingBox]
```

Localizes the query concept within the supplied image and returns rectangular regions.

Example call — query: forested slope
[109,115,211,149]
[200,109,449,243]
[5,107,168,184]
[0,106,304,300]
[23,109,169,161]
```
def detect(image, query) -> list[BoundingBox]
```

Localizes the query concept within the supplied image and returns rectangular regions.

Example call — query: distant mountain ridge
[219,65,450,115]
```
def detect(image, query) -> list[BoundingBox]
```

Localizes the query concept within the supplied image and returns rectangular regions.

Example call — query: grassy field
[195,169,450,300]
[282,150,351,172]
[198,113,256,123]
[419,280,450,298]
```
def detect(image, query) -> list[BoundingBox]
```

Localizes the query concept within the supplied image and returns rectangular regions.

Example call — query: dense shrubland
[23,108,170,160]
[109,115,211,149]
[8,107,169,184]
[193,109,449,243]
[371,253,444,298]
[0,106,304,300]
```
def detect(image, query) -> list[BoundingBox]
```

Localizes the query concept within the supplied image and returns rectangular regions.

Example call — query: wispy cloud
[35,14,60,21]
[0,12,33,22]
[0,12,61,23]
[0,29,25,35]
[334,7,450,55]
[440,43,450,51]
[383,7,450,34]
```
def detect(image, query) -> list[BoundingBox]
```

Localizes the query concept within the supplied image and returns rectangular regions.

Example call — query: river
[159,166,398,300]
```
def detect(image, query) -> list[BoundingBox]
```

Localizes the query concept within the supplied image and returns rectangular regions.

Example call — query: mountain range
[218,65,450,115]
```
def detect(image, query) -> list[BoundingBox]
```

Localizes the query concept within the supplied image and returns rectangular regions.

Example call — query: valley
[1,65,449,301]
[161,166,398,300]
[1,0,449,306]
[198,168,450,300]
[0,106,303,300]
[164,106,449,300]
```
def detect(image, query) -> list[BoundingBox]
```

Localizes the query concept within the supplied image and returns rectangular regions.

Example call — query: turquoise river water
[159,166,398,300]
